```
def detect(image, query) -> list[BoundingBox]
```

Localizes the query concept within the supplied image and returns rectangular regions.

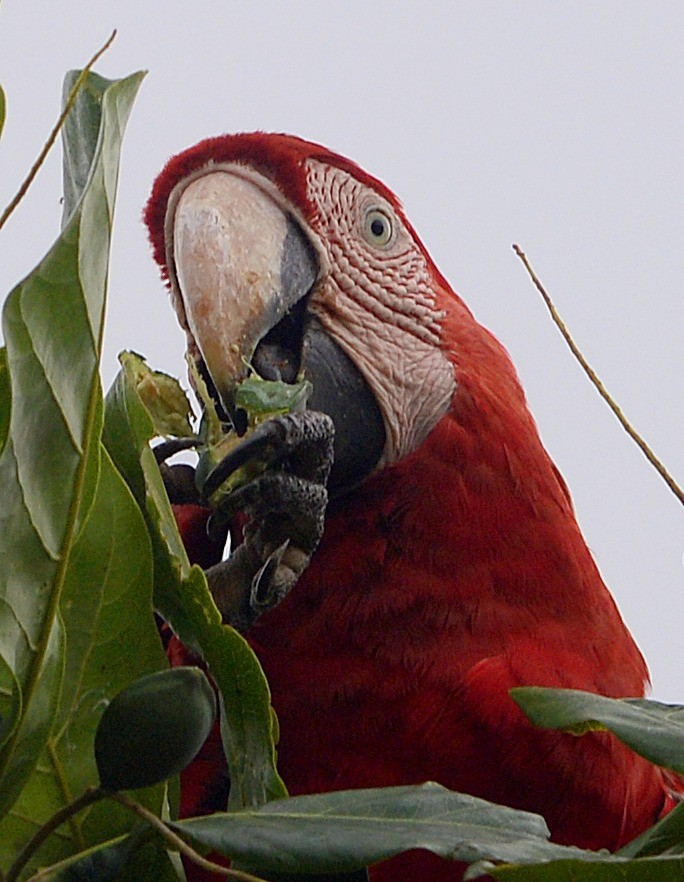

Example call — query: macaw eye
[362,208,393,248]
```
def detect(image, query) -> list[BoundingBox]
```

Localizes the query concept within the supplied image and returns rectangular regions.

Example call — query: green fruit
[95,666,217,792]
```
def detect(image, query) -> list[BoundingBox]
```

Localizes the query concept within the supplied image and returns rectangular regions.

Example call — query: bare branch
[513,244,683,507]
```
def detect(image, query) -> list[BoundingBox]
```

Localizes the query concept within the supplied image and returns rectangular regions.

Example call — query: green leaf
[0,84,5,142]
[0,450,171,875]
[104,351,287,807]
[61,70,112,225]
[0,68,144,822]
[0,650,21,750]
[511,687,684,773]
[55,830,147,881]
[0,347,9,469]
[484,854,684,881]
[618,800,684,859]
[55,451,166,736]
[52,828,180,882]
[172,782,588,875]
[125,353,195,438]
[0,615,65,835]
[0,65,180,879]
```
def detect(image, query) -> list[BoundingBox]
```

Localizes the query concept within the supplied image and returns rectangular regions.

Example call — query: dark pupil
[370,217,386,237]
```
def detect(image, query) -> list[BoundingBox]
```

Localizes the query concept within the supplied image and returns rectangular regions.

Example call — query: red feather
[155,135,679,881]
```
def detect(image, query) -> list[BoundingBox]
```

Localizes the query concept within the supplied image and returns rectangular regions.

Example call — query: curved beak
[166,169,318,410]
[165,167,386,493]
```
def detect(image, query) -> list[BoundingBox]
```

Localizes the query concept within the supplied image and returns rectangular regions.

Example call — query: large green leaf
[104,351,286,808]
[0,452,170,876]
[0,69,143,820]
[511,687,684,773]
[0,56,164,854]
[54,781,684,882]
[171,782,588,876]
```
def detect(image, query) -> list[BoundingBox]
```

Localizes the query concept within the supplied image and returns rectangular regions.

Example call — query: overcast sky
[1,2,682,699]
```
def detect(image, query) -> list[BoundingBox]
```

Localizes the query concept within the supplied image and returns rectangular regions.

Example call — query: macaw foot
[202,410,334,631]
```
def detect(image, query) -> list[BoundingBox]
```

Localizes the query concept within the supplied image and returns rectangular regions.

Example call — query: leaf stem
[110,792,269,882]
[0,29,116,233]
[5,786,106,882]
[513,244,684,507]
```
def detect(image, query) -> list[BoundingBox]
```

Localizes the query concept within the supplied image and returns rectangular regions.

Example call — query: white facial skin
[303,159,455,466]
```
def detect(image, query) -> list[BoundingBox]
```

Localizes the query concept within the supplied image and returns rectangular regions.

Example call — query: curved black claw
[202,410,334,499]
[154,436,199,465]
[203,410,334,630]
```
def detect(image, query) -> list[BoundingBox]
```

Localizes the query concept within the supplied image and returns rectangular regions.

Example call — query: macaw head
[145,133,524,495]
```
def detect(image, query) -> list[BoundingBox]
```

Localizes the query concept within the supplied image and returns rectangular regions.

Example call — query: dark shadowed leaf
[54,827,180,882]
[511,687,684,773]
[55,830,144,881]
[265,872,369,882]
[482,854,684,880]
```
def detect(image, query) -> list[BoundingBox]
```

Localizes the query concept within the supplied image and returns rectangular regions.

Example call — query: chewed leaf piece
[194,372,313,501]
[128,352,195,438]
[235,374,312,423]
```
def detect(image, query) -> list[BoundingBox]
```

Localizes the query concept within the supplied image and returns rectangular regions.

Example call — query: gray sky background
[1,2,682,699]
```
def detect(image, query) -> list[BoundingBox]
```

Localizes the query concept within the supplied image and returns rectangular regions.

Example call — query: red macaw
[145,134,677,880]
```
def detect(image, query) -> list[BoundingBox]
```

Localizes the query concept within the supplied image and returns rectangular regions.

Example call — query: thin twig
[5,787,106,882]
[513,244,684,507]
[110,792,268,882]
[0,29,117,233]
